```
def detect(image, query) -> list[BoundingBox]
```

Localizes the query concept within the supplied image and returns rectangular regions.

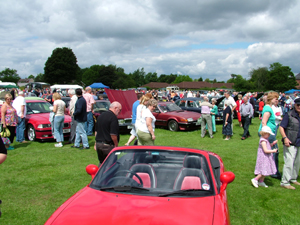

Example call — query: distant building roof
[142,81,233,89]
[295,73,300,80]
[142,82,169,88]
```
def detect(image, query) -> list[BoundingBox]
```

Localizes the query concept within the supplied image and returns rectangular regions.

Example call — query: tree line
[1,47,298,92]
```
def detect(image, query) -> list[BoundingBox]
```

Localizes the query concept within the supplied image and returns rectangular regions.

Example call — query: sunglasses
[295,104,300,107]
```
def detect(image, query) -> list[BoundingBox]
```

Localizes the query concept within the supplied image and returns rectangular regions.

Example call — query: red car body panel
[45,146,234,225]
[46,187,215,225]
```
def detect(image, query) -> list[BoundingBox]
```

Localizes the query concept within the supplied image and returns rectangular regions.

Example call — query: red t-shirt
[259,101,264,111]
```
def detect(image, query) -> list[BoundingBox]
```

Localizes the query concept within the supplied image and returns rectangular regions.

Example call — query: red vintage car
[25,99,72,141]
[153,102,202,131]
[45,146,235,225]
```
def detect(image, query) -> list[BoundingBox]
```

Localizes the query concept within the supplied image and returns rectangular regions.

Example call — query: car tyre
[27,124,36,141]
[168,120,178,131]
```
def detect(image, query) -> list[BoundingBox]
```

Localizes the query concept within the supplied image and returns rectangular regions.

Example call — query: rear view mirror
[220,171,235,192]
[86,164,98,179]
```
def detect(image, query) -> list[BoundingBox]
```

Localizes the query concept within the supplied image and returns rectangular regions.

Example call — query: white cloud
[0,0,300,82]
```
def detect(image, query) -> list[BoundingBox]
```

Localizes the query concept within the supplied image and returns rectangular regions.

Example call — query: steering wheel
[114,170,144,186]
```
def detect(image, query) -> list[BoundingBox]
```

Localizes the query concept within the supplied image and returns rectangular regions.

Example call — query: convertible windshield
[90,149,214,197]
[159,103,183,112]
[27,102,52,114]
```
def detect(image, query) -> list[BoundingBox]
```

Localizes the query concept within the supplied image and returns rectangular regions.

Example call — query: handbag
[0,127,10,138]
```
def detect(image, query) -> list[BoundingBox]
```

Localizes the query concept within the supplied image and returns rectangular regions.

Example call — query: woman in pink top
[235,94,243,127]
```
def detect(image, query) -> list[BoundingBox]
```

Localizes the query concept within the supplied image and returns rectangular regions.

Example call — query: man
[240,96,253,140]
[200,97,213,138]
[94,101,122,163]
[125,93,143,146]
[67,89,77,144]
[83,86,95,136]
[224,91,237,134]
[279,97,300,190]
[12,91,27,143]
[172,92,180,102]
[72,88,89,149]
[249,92,257,117]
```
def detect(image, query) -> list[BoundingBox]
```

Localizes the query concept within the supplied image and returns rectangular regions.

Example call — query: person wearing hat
[278,97,300,189]
[251,126,278,188]
[12,91,28,144]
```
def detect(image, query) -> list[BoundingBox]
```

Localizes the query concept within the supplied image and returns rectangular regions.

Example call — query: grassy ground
[0,118,299,224]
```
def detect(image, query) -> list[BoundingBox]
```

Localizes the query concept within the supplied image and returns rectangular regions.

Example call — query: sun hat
[261,126,275,135]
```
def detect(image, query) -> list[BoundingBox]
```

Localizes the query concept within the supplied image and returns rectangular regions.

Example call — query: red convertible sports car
[153,102,202,131]
[25,99,72,141]
[45,146,235,225]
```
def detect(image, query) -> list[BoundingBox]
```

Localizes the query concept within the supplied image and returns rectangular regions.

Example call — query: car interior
[91,150,215,196]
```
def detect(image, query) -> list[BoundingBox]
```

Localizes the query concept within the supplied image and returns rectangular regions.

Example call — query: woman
[235,94,243,127]
[1,94,17,150]
[137,99,158,145]
[258,91,281,179]
[135,94,151,134]
[52,93,66,147]
[210,98,218,132]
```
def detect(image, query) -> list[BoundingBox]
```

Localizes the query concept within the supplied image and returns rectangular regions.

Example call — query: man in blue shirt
[125,93,144,146]
[279,97,300,189]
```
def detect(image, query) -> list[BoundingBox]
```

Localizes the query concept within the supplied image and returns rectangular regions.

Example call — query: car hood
[163,111,201,120]
[26,113,72,123]
[105,88,137,119]
[46,187,215,225]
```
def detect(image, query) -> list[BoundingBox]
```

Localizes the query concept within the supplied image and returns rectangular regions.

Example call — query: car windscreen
[90,149,214,197]
[27,102,52,114]
[159,103,183,112]
[94,101,110,113]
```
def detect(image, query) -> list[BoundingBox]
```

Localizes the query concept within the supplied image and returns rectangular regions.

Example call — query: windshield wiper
[99,186,150,192]
[158,189,209,197]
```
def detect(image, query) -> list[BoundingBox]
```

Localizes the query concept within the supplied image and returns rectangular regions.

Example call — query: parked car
[25,99,72,141]
[175,97,203,114]
[152,102,201,131]
[45,145,235,225]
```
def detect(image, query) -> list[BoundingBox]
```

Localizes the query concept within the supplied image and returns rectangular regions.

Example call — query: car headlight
[118,119,125,125]
[178,118,187,122]
[187,118,194,122]
[37,124,51,128]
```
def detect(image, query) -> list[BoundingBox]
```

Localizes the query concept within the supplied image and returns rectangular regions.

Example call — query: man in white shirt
[67,89,78,144]
[12,91,27,143]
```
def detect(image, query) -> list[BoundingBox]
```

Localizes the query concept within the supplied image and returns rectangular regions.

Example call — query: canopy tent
[89,83,109,89]
[285,89,300,94]
[2,84,18,88]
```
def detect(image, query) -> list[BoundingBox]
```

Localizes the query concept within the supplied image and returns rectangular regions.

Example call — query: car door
[152,105,167,127]
[186,100,201,113]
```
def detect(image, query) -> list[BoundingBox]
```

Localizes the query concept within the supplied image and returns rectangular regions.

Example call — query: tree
[44,47,79,84]
[249,67,269,91]
[173,75,193,83]
[198,77,203,81]
[145,72,158,84]
[0,68,21,84]
[265,63,297,92]
[34,73,45,82]
[28,75,35,79]
[129,68,146,87]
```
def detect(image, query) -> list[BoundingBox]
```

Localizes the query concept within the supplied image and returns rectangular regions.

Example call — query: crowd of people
[1,87,300,191]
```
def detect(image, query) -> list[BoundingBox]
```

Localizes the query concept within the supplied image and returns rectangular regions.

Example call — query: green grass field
[0,118,299,225]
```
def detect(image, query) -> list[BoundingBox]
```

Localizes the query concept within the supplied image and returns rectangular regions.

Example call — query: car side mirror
[220,171,235,192]
[86,164,98,179]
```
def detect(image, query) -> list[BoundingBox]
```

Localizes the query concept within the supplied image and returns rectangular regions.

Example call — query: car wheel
[27,125,36,141]
[168,120,178,131]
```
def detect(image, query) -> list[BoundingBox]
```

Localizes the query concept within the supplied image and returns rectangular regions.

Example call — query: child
[251,126,277,188]
[222,100,232,140]
[258,98,264,119]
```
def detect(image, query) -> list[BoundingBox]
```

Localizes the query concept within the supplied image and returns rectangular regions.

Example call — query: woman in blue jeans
[53,93,66,147]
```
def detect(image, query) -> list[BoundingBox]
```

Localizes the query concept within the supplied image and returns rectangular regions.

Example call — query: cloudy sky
[1,0,300,82]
